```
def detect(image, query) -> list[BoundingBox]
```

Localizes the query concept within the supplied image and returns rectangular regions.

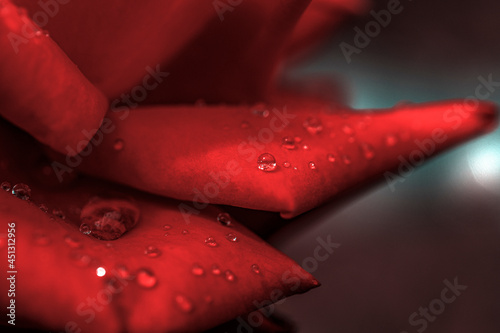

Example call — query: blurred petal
[0,1,108,155]
[13,0,217,98]
[67,100,497,218]
[0,121,318,333]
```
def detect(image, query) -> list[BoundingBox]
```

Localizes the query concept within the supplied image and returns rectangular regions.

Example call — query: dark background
[271,0,500,332]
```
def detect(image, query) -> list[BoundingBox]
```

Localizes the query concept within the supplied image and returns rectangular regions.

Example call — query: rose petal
[0,122,318,333]
[66,100,497,218]
[0,1,108,155]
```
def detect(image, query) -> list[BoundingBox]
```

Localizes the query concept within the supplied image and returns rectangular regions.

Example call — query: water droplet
[281,136,296,150]
[70,252,91,267]
[136,268,157,289]
[38,204,48,213]
[361,143,375,160]
[294,136,302,143]
[342,155,352,165]
[217,212,232,226]
[163,232,169,236]
[52,208,65,220]
[224,270,237,282]
[342,125,355,136]
[251,264,261,274]
[257,153,276,172]
[283,161,291,168]
[303,117,323,134]
[252,103,269,118]
[96,267,106,277]
[145,245,162,258]
[33,233,50,246]
[11,183,31,200]
[293,166,299,171]
[163,224,172,230]
[113,139,124,151]
[240,121,250,129]
[327,154,336,163]
[64,235,81,248]
[385,134,398,147]
[175,294,194,313]
[308,162,317,170]
[79,223,92,235]
[211,264,221,275]
[191,264,205,276]
[1,181,11,191]
[205,237,218,247]
[79,197,140,240]
[225,233,238,242]
[302,145,310,150]
[115,265,133,280]
[182,229,189,235]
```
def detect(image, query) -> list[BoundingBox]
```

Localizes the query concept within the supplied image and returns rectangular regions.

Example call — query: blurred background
[270,0,500,332]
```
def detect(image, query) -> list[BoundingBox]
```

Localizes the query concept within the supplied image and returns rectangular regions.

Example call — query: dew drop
[52,208,65,220]
[79,223,92,235]
[182,229,189,235]
[113,139,124,151]
[1,181,11,192]
[283,161,291,168]
[308,162,317,170]
[361,143,375,160]
[64,235,81,248]
[11,183,31,200]
[79,197,140,240]
[281,136,296,150]
[294,136,302,143]
[136,268,157,289]
[252,103,269,118]
[303,117,323,134]
[225,233,238,242]
[191,263,205,276]
[224,270,237,282]
[175,294,194,313]
[302,144,310,150]
[205,236,218,247]
[327,154,336,163]
[96,267,106,277]
[144,245,162,258]
[217,212,232,226]
[257,153,276,172]
[251,264,261,274]
[342,155,352,165]
[211,264,221,275]
[385,134,398,147]
[293,166,299,171]
[162,224,172,230]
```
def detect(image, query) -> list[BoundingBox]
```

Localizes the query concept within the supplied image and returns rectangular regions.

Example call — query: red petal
[0,122,318,332]
[0,1,107,155]
[67,100,497,218]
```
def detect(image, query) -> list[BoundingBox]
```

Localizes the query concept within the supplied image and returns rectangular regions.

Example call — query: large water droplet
[217,212,232,226]
[327,154,336,163]
[11,183,31,200]
[303,117,323,134]
[308,162,317,170]
[79,223,92,235]
[224,270,237,282]
[113,139,124,151]
[281,136,296,150]
[361,143,375,160]
[1,181,11,192]
[225,233,238,242]
[136,268,157,289]
[385,134,398,147]
[205,236,218,247]
[257,153,277,172]
[211,264,221,275]
[175,294,194,313]
[144,245,162,258]
[79,197,140,240]
[191,263,205,276]
[251,264,261,274]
